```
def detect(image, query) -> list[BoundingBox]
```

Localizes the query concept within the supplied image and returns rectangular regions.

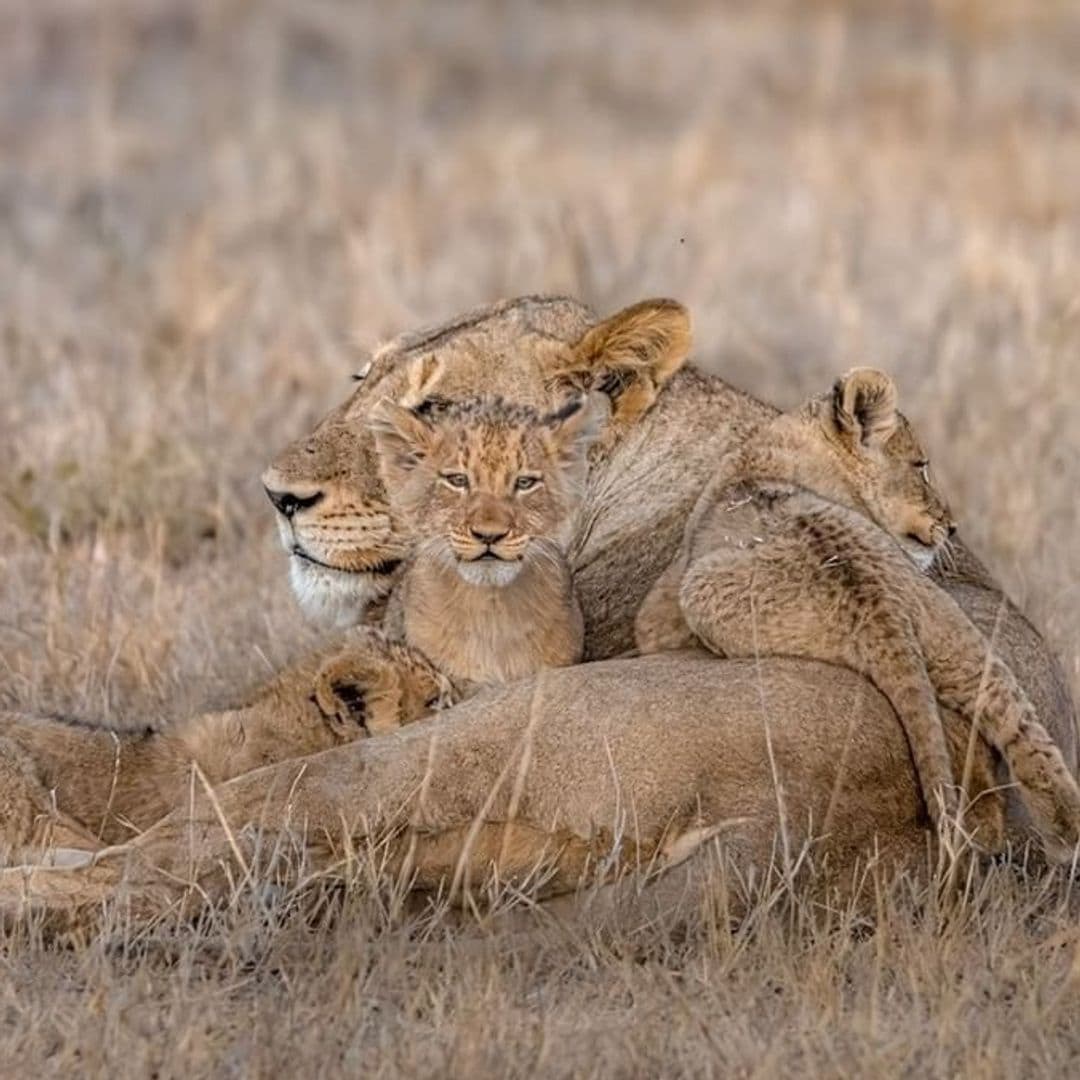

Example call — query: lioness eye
[913,460,930,482]
[441,472,469,490]
[514,475,541,492]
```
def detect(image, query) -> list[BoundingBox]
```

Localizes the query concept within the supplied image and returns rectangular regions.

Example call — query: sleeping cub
[635,368,1080,862]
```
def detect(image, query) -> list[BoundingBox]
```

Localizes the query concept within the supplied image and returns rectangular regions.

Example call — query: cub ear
[550,299,692,436]
[832,367,899,450]
[369,399,437,485]
[398,353,445,409]
[541,395,601,478]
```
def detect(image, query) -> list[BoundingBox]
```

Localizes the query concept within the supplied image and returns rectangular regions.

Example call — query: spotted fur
[312,394,597,729]
[636,368,1080,862]
[260,295,691,638]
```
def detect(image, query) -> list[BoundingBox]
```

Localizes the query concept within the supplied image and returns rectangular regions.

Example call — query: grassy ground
[2,0,1080,1074]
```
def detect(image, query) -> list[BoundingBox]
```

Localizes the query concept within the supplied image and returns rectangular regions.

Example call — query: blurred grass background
[2,2,1080,1073]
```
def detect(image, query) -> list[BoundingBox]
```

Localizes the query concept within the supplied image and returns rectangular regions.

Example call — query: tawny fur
[260,295,697,656]
[261,294,1075,781]
[0,654,383,863]
[313,395,595,730]
[1,299,1075,924]
[0,652,1027,930]
[635,369,1080,861]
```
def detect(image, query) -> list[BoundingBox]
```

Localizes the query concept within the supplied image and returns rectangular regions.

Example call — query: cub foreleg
[920,608,1080,864]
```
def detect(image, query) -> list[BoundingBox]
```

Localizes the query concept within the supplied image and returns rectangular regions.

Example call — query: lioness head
[261,295,691,624]
[371,394,596,587]
[794,367,955,570]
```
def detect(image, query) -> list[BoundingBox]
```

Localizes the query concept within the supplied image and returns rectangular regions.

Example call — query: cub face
[371,395,596,587]
[820,367,955,571]
[260,296,691,625]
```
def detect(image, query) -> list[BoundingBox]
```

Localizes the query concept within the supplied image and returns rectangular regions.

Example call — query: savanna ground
[2,0,1080,1074]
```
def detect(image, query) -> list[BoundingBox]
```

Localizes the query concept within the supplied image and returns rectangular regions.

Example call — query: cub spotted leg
[918,608,1080,864]
[678,545,962,836]
[313,629,453,736]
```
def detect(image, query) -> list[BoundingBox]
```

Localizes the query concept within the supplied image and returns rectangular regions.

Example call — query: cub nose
[947,521,957,538]
[470,525,509,545]
[264,487,324,518]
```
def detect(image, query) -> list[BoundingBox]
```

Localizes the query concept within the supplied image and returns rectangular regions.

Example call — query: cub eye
[514,475,541,492]
[441,472,469,490]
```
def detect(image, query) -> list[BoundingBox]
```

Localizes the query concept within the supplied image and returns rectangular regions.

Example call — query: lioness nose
[470,525,509,545]
[264,487,324,518]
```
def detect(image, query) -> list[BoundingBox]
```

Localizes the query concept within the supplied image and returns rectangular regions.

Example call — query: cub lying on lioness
[0,660,390,863]
[635,368,1080,861]
[312,393,596,733]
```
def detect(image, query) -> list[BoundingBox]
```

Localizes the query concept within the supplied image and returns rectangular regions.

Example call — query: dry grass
[2,0,1080,1074]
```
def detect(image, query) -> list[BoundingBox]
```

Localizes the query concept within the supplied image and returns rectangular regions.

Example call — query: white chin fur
[288,557,388,628]
[455,559,523,587]
[901,542,937,573]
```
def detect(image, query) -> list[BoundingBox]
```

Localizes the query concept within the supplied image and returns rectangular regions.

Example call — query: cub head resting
[371,393,596,587]
[738,367,956,570]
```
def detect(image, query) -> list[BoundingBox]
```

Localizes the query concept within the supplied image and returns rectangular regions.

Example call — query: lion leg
[679,547,961,835]
[0,746,367,933]
[634,556,697,654]
[24,814,104,862]
[921,615,1080,863]
[847,620,964,840]
[0,654,980,933]
[939,710,1007,853]
[313,630,452,736]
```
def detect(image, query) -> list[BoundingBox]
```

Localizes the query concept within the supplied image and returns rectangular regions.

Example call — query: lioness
[313,391,597,732]
[260,296,1073,767]
[636,368,1080,860]
[261,296,702,658]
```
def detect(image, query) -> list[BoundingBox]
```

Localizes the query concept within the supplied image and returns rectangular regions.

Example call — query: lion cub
[635,368,1080,861]
[0,656,398,863]
[312,395,595,734]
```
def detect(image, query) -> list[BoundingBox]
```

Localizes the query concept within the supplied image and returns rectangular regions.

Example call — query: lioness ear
[833,367,899,450]
[541,395,600,480]
[551,299,692,436]
[370,399,437,485]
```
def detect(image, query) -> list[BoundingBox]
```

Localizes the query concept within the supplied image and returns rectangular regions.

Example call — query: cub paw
[313,652,404,737]
[634,590,697,655]
[958,790,1007,856]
